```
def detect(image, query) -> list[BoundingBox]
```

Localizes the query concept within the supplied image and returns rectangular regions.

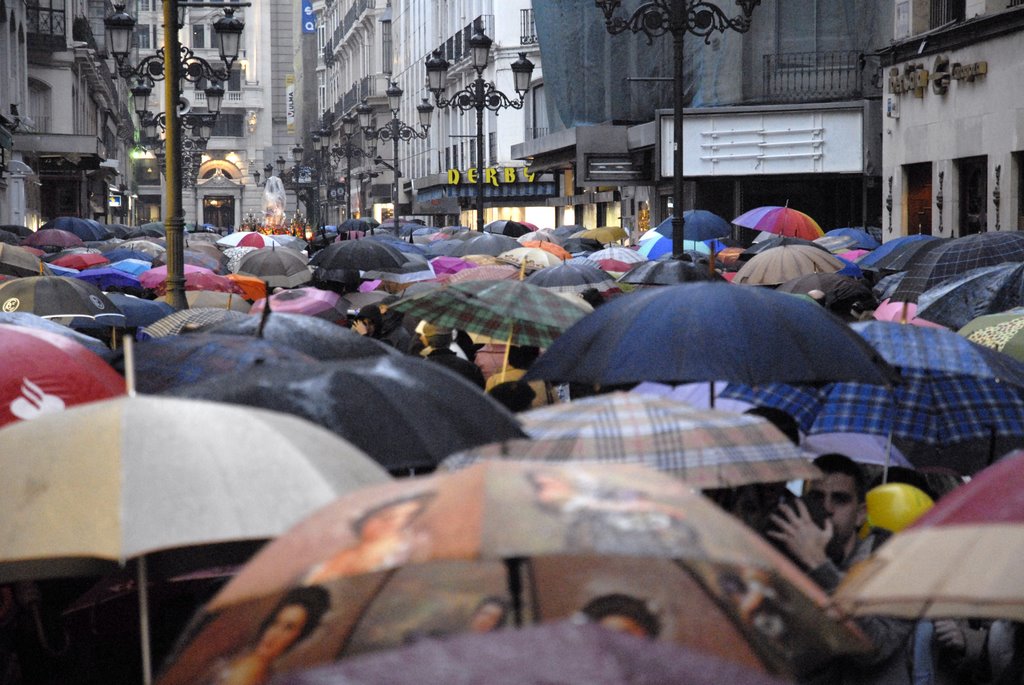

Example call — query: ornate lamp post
[357,82,433,232]
[426,26,534,233]
[105,1,244,310]
[593,0,760,258]
[328,114,374,223]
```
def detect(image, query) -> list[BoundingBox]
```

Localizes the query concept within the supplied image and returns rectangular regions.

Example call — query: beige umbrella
[0,395,390,682]
[185,289,251,311]
[732,245,844,286]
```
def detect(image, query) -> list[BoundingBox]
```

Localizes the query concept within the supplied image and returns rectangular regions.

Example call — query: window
[227,64,241,91]
[192,24,205,48]
[930,0,965,28]
[135,24,150,50]
[776,0,853,55]
[211,112,244,137]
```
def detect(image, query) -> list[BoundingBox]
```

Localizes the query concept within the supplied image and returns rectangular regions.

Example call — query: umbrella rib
[331,567,400,658]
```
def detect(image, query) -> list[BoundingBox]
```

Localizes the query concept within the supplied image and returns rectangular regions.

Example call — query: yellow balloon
[864,482,934,535]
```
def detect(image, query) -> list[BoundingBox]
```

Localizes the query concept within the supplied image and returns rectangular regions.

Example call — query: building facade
[881,0,1024,237]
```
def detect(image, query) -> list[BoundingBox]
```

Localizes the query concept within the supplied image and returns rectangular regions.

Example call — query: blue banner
[301,0,316,33]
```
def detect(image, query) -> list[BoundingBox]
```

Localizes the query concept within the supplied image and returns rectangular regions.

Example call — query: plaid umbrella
[857,234,939,272]
[442,392,819,489]
[140,308,249,339]
[915,262,1024,329]
[722,321,1024,474]
[389,280,590,348]
[236,248,313,289]
[891,232,1024,303]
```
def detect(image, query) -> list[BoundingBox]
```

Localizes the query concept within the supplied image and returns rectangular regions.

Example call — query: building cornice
[881,7,1024,65]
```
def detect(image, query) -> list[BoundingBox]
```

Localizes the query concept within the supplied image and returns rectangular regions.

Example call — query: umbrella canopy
[274,621,793,685]
[915,262,1024,329]
[94,293,176,329]
[0,324,124,429]
[484,219,533,237]
[429,255,477,276]
[139,264,244,295]
[203,312,397,361]
[637,233,711,260]
[732,246,844,286]
[236,248,313,289]
[891,232,1024,303]
[739,235,827,261]
[732,207,824,240]
[571,225,629,244]
[0,243,52,277]
[0,395,389,583]
[811,235,858,254]
[445,263,520,284]
[216,232,291,249]
[168,356,526,472]
[959,308,1024,362]
[445,232,520,257]
[517,229,564,245]
[443,392,819,489]
[184,289,251,312]
[776,273,877,317]
[51,252,110,271]
[118,239,166,259]
[856,234,939,272]
[834,450,1024,621]
[0,276,125,325]
[561,237,607,254]
[823,227,881,250]
[69,266,143,291]
[155,461,866,685]
[0,224,33,237]
[653,211,733,242]
[40,217,112,242]
[310,240,410,286]
[871,298,946,329]
[22,228,86,252]
[723,321,1024,474]
[590,246,648,273]
[0,311,112,355]
[523,262,618,294]
[525,282,899,387]
[102,248,156,264]
[152,249,225,274]
[519,240,572,261]
[339,218,376,233]
[389,280,591,348]
[127,333,317,393]
[223,246,260,273]
[140,308,250,339]
[0,229,22,245]
[249,287,348,322]
[497,247,566,270]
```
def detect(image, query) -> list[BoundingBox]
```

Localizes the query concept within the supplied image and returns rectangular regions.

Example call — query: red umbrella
[0,323,125,428]
[732,206,824,241]
[139,264,244,295]
[22,228,85,251]
[52,253,110,271]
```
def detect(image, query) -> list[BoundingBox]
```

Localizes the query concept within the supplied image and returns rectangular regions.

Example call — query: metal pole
[392,122,400,230]
[345,147,352,221]
[476,76,485,232]
[670,7,685,259]
[164,0,187,309]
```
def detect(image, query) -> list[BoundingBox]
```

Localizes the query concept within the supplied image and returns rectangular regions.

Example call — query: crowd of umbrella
[1,206,1024,685]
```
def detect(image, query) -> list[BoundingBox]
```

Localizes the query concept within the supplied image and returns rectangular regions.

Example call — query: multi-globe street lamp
[322,114,373,224]
[357,82,433,232]
[105,1,245,310]
[425,27,534,233]
[594,0,760,258]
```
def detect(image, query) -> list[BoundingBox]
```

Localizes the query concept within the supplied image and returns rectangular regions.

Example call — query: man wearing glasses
[768,453,914,685]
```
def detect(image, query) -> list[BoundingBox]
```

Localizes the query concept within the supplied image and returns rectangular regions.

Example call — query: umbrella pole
[708,381,716,409]
[124,337,137,397]
[137,556,153,685]
[504,557,525,628]
[500,325,515,377]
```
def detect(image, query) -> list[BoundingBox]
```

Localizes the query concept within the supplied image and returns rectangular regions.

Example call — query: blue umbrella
[917,263,1024,329]
[525,282,900,387]
[69,293,172,330]
[637,234,710,260]
[824,228,881,250]
[109,258,154,277]
[102,248,156,264]
[71,267,143,290]
[834,255,863,278]
[653,210,732,242]
[857,234,938,270]
[40,217,112,242]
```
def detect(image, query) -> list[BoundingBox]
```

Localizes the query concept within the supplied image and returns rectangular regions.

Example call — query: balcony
[521,9,538,45]
[341,0,374,40]
[339,76,378,114]
[762,51,878,103]
[431,15,495,68]
[26,3,67,51]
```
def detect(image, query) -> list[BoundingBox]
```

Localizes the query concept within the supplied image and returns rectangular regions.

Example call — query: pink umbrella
[429,256,477,276]
[22,229,85,251]
[249,287,347,322]
[139,264,244,295]
[872,298,947,328]
[837,249,871,262]
[732,206,824,240]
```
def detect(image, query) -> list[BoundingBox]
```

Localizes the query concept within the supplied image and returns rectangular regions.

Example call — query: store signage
[889,55,987,98]
[447,167,536,186]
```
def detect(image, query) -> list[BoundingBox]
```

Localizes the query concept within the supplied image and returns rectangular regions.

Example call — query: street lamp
[105,1,245,310]
[593,0,760,258]
[426,26,534,233]
[327,113,374,223]
[357,82,432,232]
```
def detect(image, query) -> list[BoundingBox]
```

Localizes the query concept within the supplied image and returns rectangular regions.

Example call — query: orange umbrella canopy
[519,240,572,261]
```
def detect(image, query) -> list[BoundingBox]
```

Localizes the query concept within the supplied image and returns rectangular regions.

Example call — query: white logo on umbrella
[89,295,106,310]
[10,378,66,420]
[2,298,20,312]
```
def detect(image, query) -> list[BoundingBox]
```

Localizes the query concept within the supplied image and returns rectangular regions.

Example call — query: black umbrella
[0,244,52,277]
[0,224,33,238]
[237,248,313,289]
[446,233,520,257]
[0,276,125,325]
[776,273,877,317]
[891,232,1024,303]
[39,217,112,242]
[310,240,410,287]
[525,282,900,387]
[738,236,827,261]
[167,356,526,472]
[616,257,723,285]
[119,333,317,393]
[204,311,398,361]
[524,262,617,293]
[561,237,605,254]
[0,230,22,246]
[484,219,532,237]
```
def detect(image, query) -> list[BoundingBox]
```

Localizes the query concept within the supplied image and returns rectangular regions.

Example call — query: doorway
[957,156,987,236]
[904,163,932,235]
[203,195,236,231]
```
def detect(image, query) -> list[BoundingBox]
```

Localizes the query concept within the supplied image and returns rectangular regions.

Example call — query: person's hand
[352,319,369,336]
[933,619,966,654]
[766,499,833,570]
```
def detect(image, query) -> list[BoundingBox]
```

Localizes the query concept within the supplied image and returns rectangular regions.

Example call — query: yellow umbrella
[571,225,628,244]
